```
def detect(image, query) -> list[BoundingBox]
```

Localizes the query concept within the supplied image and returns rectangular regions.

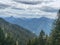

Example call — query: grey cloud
[13,0,54,5]
[40,6,58,13]
[13,0,42,5]
[0,3,10,9]
[12,7,25,10]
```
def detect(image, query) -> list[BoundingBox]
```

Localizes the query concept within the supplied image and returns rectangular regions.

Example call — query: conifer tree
[45,35,49,45]
[0,28,5,45]
[27,39,32,45]
[39,30,46,45]
[31,37,38,45]
[50,9,60,45]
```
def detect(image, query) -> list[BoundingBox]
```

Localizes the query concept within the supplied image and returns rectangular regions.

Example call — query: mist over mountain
[3,16,54,35]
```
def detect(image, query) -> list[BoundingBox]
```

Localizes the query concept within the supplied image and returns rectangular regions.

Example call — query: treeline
[27,30,49,45]
[27,10,60,45]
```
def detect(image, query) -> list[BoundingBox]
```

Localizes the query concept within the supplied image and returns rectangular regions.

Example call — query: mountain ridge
[3,16,54,35]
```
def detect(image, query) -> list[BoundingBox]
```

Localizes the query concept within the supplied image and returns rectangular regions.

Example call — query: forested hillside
[0,18,36,45]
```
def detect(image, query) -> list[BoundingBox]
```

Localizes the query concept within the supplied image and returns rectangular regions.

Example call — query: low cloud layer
[13,0,41,5]
[0,0,60,19]
[0,3,10,9]
[40,6,58,13]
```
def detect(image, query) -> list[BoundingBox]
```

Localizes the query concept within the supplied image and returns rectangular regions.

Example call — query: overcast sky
[0,0,60,19]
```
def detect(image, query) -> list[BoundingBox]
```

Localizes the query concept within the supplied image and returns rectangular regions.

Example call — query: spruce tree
[31,37,38,45]
[0,28,5,45]
[45,35,50,45]
[50,9,60,45]
[27,39,32,45]
[39,30,46,45]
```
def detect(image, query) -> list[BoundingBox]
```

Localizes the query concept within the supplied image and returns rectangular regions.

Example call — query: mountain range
[0,18,36,45]
[3,16,54,35]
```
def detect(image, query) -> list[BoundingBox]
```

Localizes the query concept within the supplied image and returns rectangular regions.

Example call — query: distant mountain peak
[4,17,54,35]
